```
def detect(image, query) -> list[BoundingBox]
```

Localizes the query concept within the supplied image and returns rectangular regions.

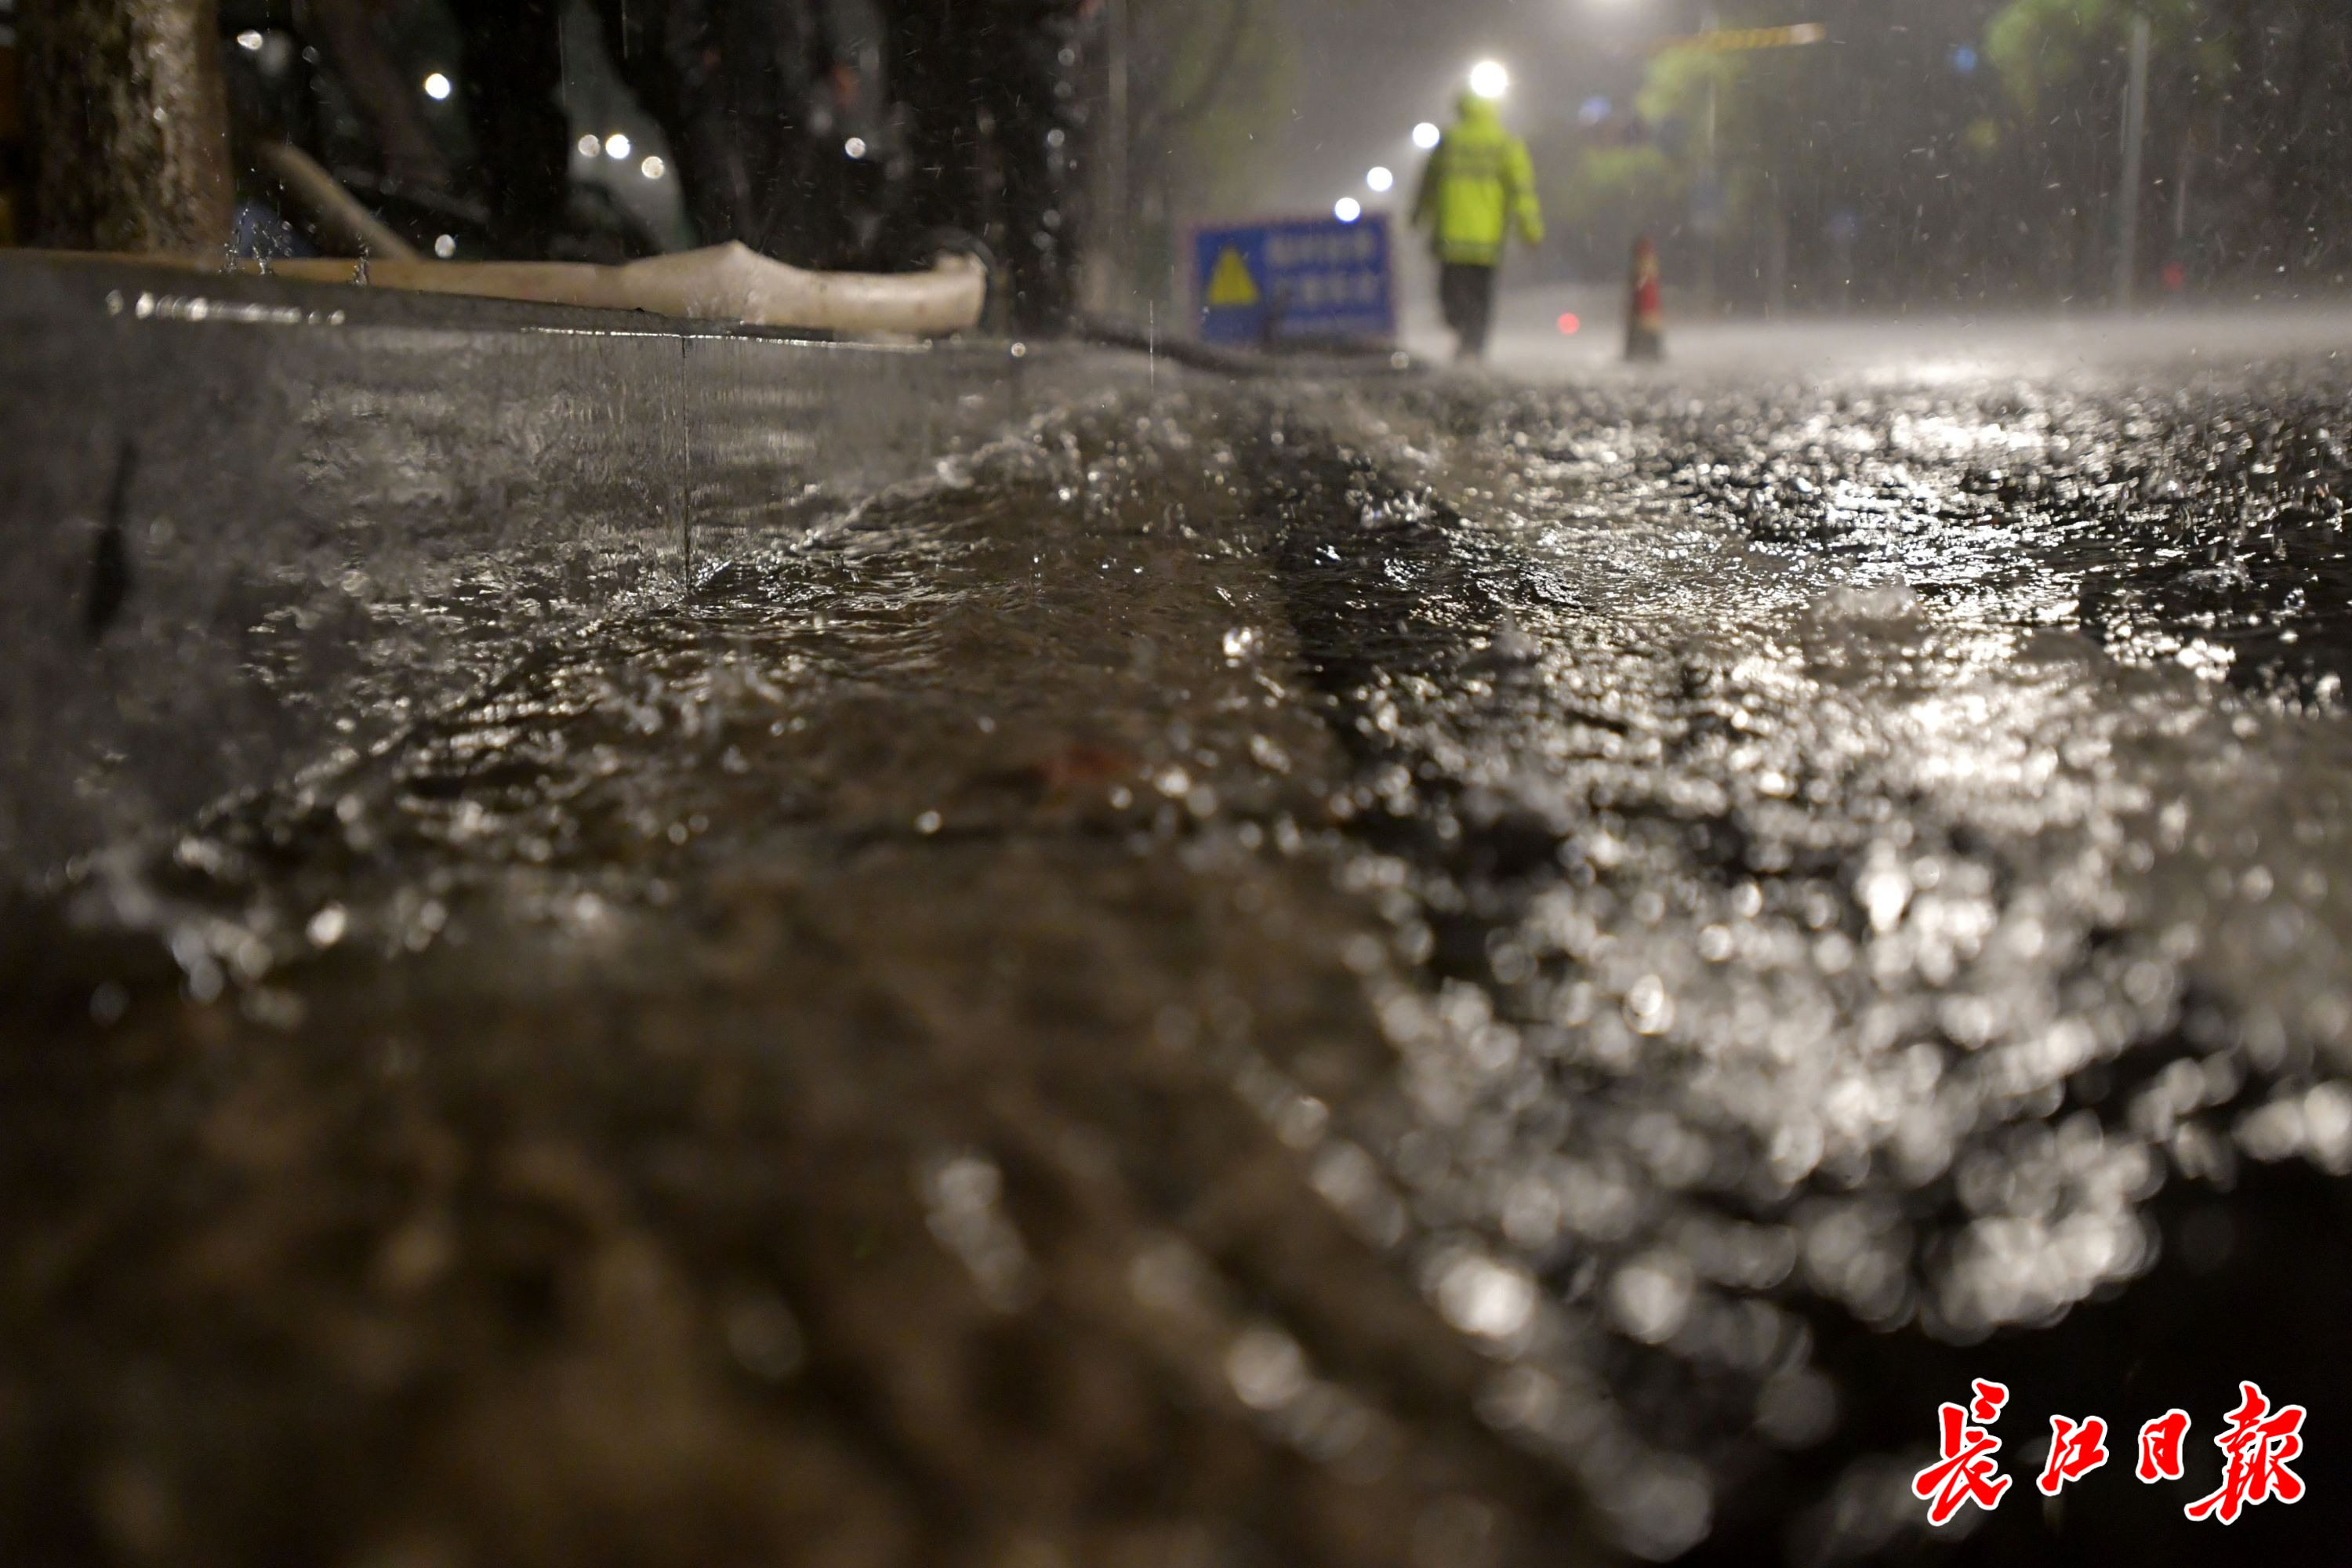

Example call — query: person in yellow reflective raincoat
[1411,92,1544,362]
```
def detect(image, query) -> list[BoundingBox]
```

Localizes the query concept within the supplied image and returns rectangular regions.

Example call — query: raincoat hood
[1456,93,1503,126]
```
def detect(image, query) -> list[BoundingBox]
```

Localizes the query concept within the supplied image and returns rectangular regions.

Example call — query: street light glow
[578,133,601,158]
[422,71,453,101]
[1469,60,1510,101]
[1334,197,1363,223]
[1413,122,1443,151]
[604,132,633,161]
[641,156,667,180]
[1367,166,1396,194]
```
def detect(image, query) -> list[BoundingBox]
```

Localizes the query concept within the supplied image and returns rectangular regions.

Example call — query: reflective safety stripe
[1442,149,1509,180]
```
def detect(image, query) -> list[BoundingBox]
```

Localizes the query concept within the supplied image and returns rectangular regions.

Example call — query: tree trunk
[19,0,234,254]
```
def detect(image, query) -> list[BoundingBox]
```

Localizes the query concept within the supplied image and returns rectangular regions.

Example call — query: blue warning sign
[1192,215,1397,347]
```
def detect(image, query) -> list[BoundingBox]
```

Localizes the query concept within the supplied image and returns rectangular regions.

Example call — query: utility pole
[1098,0,1131,314]
[2115,11,2152,308]
[18,0,234,254]
[2172,122,2194,256]
[1697,2,1721,314]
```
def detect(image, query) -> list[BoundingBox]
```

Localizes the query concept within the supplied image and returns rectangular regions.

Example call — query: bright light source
[1469,60,1510,101]
[844,136,869,160]
[641,155,666,180]
[1413,122,1442,151]
[604,132,632,161]
[236,29,266,52]
[422,71,452,101]
[578,133,601,158]
[1367,166,1396,194]
[434,234,457,259]
[1334,197,1363,223]
[1557,312,1581,336]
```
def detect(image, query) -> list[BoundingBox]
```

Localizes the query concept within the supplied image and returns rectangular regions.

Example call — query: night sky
[1258,0,1712,215]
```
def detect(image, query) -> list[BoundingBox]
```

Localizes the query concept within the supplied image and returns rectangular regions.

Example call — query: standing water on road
[9,329,2352,1566]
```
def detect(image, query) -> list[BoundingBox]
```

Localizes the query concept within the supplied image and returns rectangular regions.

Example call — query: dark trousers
[449,0,691,256]
[456,2,640,256]
[890,2,1084,330]
[1439,261,1497,361]
[456,0,802,260]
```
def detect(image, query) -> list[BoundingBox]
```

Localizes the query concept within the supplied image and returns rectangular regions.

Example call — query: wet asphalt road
[8,311,2352,1567]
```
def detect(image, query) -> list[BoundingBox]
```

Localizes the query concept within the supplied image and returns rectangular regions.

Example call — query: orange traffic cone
[1626,236,1665,362]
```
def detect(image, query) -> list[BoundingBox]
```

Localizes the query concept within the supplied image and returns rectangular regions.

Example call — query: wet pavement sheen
[9,336,2352,1566]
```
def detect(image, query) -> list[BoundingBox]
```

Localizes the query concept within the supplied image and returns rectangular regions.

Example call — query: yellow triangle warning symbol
[1207,247,1261,308]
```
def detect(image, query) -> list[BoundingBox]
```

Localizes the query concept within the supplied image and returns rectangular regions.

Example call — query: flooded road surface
[9,321,2352,1566]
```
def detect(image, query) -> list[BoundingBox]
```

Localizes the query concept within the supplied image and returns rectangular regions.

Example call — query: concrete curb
[0,254,1098,887]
